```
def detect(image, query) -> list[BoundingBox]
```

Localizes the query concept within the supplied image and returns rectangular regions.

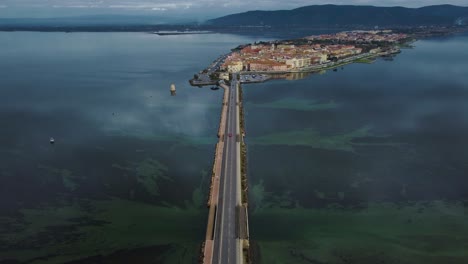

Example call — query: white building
[286,58,310,69]
[227,61,243,73]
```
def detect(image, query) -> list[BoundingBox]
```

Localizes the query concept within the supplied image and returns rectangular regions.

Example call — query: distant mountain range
[1,5,467,30]
[207,4,468,27]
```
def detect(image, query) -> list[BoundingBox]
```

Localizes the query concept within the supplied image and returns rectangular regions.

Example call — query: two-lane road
[212,74,239,264]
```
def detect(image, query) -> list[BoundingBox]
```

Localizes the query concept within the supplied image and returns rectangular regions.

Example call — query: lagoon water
[244,33,468,264]
[0,31,468,264]
[0,32,267,263]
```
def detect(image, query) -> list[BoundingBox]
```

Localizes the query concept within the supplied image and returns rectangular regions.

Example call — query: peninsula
[190,29,413,86]
[192,29,415,264]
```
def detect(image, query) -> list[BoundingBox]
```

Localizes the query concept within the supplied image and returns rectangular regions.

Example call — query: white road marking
[216,77,241,264]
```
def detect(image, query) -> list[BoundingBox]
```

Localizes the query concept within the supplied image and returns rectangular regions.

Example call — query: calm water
[245,33,468,264]
[0,32,268,263]
[1,31,468,264]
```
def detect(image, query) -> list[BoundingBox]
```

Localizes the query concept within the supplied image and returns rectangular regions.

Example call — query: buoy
[170,84,176,96]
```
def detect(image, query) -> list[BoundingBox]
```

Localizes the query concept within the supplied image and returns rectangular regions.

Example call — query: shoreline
[152,31,213,36]
[189,50,399,86]
[240,47,401,75]
[187,27,468,87]
[0,25,466,34]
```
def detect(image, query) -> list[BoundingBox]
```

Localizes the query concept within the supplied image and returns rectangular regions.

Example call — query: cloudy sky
[0,0,467,19]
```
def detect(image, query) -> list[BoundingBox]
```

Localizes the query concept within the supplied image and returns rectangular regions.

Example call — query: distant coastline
[0,25,466,37]
[152,30,213,36]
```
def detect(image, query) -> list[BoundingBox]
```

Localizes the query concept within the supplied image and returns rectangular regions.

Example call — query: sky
[0,0,467,20]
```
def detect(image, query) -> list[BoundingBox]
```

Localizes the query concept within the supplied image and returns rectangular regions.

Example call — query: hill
[207,4,468,27]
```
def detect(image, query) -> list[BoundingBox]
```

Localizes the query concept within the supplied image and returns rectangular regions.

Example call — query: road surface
[212,74,239,264]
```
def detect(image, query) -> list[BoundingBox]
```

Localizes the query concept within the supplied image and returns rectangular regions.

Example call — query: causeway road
[212,73,240,264]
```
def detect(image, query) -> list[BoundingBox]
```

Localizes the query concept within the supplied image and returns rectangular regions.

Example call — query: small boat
[333,68,338,72]
[50,137,55,144]
[210,86,220,90]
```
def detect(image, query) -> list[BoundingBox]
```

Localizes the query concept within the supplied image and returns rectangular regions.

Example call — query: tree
[209,72,219,80]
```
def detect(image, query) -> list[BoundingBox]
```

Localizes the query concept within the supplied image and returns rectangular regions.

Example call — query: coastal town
[191,30,411,85]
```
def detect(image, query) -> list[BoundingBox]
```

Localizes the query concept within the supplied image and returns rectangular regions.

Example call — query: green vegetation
[0,160,210,263]
[250,180,268,212]
[240,141,248,204]
[252,202,468,264]
[239,86,249,204]
[38,165,80,191]
[188,169,208,209]
[248,98,338,111]
[209,5,468,27]
[355,58,375,64]
[0,198,206,264]
[103,132,217,147]
[113,159,170,196]
[209,72,219,81]
[158,101,219,109]
[250,126,374,152]
[397,38,416,48]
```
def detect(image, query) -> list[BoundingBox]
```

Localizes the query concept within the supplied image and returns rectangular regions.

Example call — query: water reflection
[245,33,468,264]
[0,32,270,263]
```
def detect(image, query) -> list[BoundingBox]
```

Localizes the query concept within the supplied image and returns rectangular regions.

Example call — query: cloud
[52,5,100,8]
[1,0,467,18]
[5,0,468,9]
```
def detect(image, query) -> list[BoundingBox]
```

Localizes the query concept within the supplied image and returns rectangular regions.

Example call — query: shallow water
[244,33,468,264]
[0,32,269,263]
[1,30,468,264]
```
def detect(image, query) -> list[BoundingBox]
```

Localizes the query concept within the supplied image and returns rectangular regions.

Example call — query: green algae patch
[150,135,216,146]
[150,101,219,110]
[250,126,373,151]
[250,180,272,212]
[113,159,170,196]
[247,98,338,111]
[355,58,375,64]
[103,132,217,147]
[185,169,208,210]
[251,202,468,264]
[38,165,80,191]
[0,198,205,264]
